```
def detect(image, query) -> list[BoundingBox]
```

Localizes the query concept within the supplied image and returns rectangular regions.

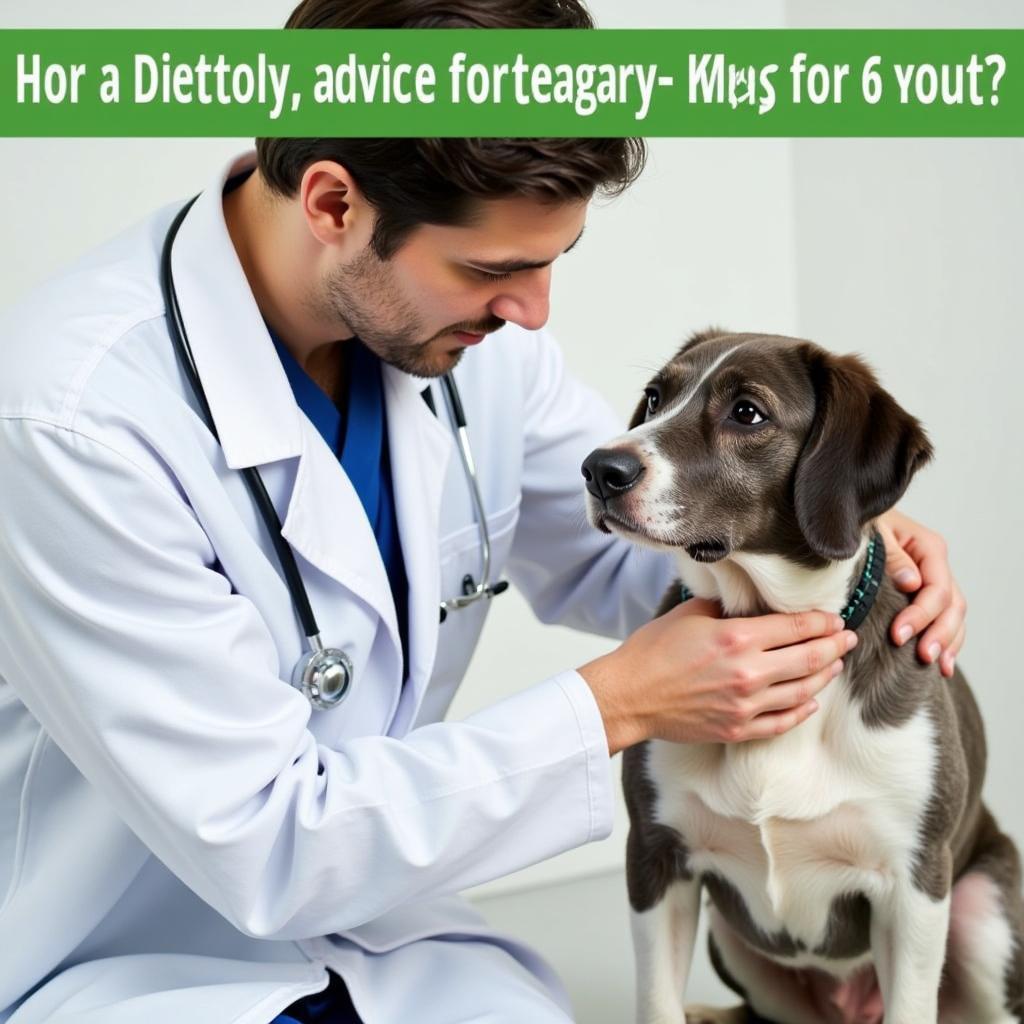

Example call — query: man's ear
[794,346,934,561]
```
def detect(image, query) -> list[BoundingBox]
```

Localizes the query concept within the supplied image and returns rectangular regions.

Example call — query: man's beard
[312,248,486,379]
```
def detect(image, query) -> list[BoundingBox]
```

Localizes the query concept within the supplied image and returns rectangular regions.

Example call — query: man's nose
[488,268,551,331]
[581,448,644,502]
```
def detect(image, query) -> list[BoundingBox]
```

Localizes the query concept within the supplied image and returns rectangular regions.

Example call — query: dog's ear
[794,347,933,561]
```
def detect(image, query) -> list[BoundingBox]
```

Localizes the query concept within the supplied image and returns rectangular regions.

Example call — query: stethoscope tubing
[440,377,492,613]
[161,195,323,645]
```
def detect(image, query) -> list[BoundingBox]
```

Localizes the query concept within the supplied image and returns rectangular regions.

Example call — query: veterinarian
[0,2,966,1023]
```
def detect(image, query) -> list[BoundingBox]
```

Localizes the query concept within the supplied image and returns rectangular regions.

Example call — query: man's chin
[415,345,466,379]
[377,343,464,380]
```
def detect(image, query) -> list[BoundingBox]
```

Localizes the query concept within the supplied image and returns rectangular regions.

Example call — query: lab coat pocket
[414,499,520,726]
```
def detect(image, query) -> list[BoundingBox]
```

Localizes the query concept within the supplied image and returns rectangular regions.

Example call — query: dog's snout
[581,448,644,501]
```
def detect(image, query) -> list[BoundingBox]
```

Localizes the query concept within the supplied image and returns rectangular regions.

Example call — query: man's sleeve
[0,417,612,941]
[508,328,677,639]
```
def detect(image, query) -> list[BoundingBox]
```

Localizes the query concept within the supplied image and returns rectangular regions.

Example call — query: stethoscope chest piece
[292,643,354,710]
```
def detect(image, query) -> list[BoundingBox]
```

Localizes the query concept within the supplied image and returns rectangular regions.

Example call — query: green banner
[2,28,1019,137]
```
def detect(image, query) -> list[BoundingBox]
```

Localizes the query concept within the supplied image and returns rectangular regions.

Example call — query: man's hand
[877,508,966,678]
[578,600,857,755]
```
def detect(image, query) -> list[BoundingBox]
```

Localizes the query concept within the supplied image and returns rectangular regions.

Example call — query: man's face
[311,194,588,378]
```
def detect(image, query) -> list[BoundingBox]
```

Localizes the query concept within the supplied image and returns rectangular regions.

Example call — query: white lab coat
[0,152,673,1024]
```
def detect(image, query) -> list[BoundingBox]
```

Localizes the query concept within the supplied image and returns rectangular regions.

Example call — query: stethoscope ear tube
[437,376,509,621]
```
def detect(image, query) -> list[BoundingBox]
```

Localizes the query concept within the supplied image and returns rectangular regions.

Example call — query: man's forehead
[471,192,589,224]
[451,194,587,251]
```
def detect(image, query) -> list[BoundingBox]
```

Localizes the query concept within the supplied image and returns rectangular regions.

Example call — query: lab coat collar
[169,151,304,470]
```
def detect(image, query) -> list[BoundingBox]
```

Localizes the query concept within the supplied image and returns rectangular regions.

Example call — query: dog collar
[678,529,886,631]
[840,530,886,630]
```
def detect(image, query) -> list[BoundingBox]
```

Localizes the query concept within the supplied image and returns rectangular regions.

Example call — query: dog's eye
[730,400,767,425]
[644,387,661,417]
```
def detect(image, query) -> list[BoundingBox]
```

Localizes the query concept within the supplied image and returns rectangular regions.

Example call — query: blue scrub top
[269,327,410,676]
[267,330,406,1024]
[223,169,409,671]
[271,969,360,1024]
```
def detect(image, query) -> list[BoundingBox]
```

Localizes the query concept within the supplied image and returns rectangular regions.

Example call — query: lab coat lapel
[278,427,400,650]
[382,366,453,735]
[167,158,303,471]
[167,152,402,663]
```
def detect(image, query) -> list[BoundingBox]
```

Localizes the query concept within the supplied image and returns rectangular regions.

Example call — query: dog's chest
[646,688,936,964]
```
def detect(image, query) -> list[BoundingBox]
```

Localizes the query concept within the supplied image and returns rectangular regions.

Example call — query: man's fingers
[940,623,965,677]
[913,600,961,664]
[890,541,954,646]
[879,519,921,590]
[755,630,857,688]
[753,659,844,715]
[741,699,821,741]
[915,580,966,662]
[890,583,943,645]
[737,608,847,651]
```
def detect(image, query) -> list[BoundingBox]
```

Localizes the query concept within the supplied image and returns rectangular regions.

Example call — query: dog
[581,329,1024,1024]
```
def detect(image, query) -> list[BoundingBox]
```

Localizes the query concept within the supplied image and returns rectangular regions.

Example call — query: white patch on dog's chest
[647,685,936,968]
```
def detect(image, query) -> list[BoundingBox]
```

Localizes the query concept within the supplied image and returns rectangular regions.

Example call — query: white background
[2,0,1021,928]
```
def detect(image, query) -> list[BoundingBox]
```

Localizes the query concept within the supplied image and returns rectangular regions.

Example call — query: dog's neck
[676,529,876,621]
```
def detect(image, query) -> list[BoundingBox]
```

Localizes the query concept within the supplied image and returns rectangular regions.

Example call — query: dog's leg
[624,740,702,1023]
[632,876,701,1024]
[941,871,1022,1023]
[699,904,830,1024]
[940,814,1024,1024]
[870,879,951,1024]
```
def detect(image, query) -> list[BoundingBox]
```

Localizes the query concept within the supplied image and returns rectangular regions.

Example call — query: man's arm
[0,417,614,939]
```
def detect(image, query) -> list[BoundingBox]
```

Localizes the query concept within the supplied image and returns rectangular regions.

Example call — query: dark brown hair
[255,0,647,258]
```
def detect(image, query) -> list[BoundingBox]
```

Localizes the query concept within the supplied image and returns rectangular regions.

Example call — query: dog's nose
[581,448,644,501]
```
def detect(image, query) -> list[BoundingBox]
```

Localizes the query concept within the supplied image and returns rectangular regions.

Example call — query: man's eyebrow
[468,226,585,273]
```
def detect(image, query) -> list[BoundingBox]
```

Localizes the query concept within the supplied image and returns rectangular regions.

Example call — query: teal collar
[839,530,886,630]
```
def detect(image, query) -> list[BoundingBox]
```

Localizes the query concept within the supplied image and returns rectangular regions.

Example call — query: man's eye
[474,268,514,282]
[730,400,767,426]
[644,387,661,417]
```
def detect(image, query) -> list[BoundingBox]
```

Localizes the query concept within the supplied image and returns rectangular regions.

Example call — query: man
[0,1,965,1022]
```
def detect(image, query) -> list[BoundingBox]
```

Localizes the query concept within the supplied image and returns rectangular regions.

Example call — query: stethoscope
[160,195,507,711]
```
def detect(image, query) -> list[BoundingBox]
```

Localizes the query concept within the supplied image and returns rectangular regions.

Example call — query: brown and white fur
[582,330,1023,1024]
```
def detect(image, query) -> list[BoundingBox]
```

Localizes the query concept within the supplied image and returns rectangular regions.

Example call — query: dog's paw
[684,1004,748,1024]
